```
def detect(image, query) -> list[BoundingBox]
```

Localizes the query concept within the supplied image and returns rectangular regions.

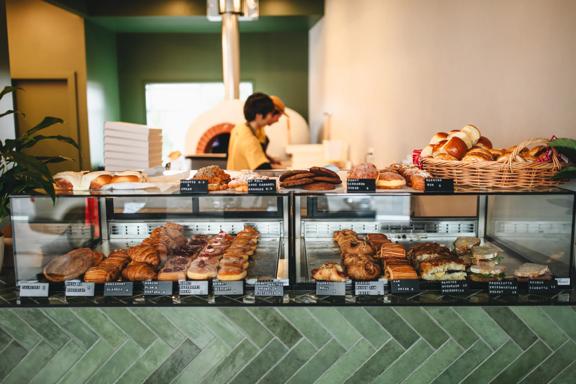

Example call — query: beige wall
[6,0,90,169]
[310,0,576,166]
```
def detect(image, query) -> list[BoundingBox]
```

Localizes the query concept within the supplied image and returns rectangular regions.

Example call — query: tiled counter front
[1,307,576,383]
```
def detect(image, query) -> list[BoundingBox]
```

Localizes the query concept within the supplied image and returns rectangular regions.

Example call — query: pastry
[303,182,336,191]
[420,258,467,280]
[84,267,117,283]
[282,172,316,181]
[348,163,378,179]
[192,165,231,191]
[157,256,191,281]
[385,264,418,280]
[110,171,146,184]
[408,242,453,264]
[366,233,390,251]
[280,177,314,188]
[311,262,347,282]
[279,170,310,181]
[476,136,493,149]
[450,131,474,149]
[310,166,340,178]
[461,124,481,145]
[429,132,449,145]
[513,263,552,280]
[53,171,87,191]
[43,248,98,282]
[217,266,247,281]
[379,243,406,259]
[439,137,468,160]
[312,176,342,184]
[122,262,157,281]
[80,171,113,190]
[346,260,381,281]
[376,171,406,189]
[127,245,160,267]
[453,237,481,256]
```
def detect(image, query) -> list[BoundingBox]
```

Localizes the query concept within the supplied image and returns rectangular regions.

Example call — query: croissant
[311,262,347,282]
[346,260,381,281]
[84,267,117,283]
[122,262,157,281]
[109,249,130,260]
[127,245,160,267]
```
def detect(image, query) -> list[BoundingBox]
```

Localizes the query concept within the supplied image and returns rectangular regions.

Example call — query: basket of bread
[420,125,565,189]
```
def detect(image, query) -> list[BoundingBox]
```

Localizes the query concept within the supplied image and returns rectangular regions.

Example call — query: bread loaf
[127,245,160,267]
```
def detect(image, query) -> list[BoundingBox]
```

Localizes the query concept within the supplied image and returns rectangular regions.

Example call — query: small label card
[179,280,209,295]
[315,281,346,296]
[18,281,49,297]
[390,279,420,294]
[65,280,95,297]
[555,277,571,287]
[424,178,455,193]
[103,282,134,297]
[488,280,518,295]
[143,281,173,296]
[347,178,376,193]
[355,281,385,296]
[255,280,284,297]
[180,179,208,194]
[528,279,559,294]
[248,179,277,194]
[213,280,244,296]
[441,280,469,295]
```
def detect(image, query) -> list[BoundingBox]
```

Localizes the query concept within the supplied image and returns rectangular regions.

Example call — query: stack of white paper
[104,122,163,171]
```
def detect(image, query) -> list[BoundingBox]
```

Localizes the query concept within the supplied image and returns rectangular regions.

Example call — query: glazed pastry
[385,264,418,280]
[376,172,406,189]
[187,258,218,280]
[311,263,347,282]
[127,245,160,267]
[217,266,247,281]
[346,260,382,281]
[378,243,406,259]
[192,165,231,191]
[122,262,157,281]
[43,248,98,282]
[348,163,378,179]
[157,256,191,281]
[84,267,117,283]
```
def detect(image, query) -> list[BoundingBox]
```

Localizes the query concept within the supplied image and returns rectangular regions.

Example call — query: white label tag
[179,280,209,295]
[555,278,570,286]
[65,281,95,297]
[19,281,49,297]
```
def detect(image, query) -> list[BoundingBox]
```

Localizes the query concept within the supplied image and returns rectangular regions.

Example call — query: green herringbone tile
[0,340,28,380]
[366,307,419,348]
[13,309,69,349]
[426,307,478,348]
[520,340,576,384]
[230,338,288,384]
[336,308,391,348]
[286,339,346,384]
[316,339,376,384]
[200,339,258,384]
[87,339,143,384]
[491,340,552,383]
[394,307,448,348]
[103,308,157,349]
[259,338,316,384]
[403,340,463,384]
[73,308,127,348]
[454,307,510,350]
[28,341,86,384]
[115,339,173,384]
[2,340,55,384]
[144,339,201,384]
[130,308,187,349]
[277,308,331,349]
[219,308,274,348]
[308,308,362,349]
[162,308,215,348]
[461,340,522,384]
[432,340,492,384]
[57,339,114,384]
[172,339,230,384]
[511,307,568,350]
[0,328,11,351]
[484,307,538,350]
[251,308,302,348]
[0,310,41,350]
[188,308,244,349]
[550,360,576,384]
[343,339,404,383]
[43,308,99,350]
[546,307,576,341]
[374,339,434,384]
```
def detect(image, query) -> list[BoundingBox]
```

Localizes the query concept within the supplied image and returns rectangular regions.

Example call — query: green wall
[116,31,309,124]
[85,20,121,168]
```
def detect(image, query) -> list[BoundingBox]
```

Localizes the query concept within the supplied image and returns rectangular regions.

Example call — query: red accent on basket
[412,149,423,169]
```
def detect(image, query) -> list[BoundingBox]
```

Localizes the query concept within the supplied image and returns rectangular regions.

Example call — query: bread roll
[429,132,448,145]
[476,136,493,150]
[440,137,468,160]
[53,171,86,191]
[433,152,458,161]
[420,144,434,158]
[461,125,481,145]
[451,131,474,149]
[80,171,113,190]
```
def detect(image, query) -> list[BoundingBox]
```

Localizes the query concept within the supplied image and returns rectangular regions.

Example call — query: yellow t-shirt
[227,123,269,170]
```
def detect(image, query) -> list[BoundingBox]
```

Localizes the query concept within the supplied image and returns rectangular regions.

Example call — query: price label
[528,279,559,294]
[315,281,346,296]
[355,281,385,296]
[179,280,209,295]
[424,178,454,193]
[180,179,208,194]
[248,179,277,194]
[488,280,518,295]
[213,281,244,296]
[255,280,284,297]
[555,277,571,287]
[143,281,173,296]
[347,178,376,193]
[65,281,95,297]
[104,282,133,297]
[441,280,469,295]
[18,282,49,297]
[390,279,420,294]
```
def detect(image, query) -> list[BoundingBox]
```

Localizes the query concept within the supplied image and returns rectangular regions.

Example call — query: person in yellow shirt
[227,92,283,170]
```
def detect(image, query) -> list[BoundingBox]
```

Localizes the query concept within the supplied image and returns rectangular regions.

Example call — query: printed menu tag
[65,280,95,297]
[255,280,284,297]
[424,178,454,193]
[315,281,346,296]
[488,280,518,295]
[18,281,49,297]
[180,179,208,194]
[355,281,385,296]
[248,179,277,194]
[179,280,209,295]
[390,279,420,294]
[347,178,376,193]
[528,280,559,294]
[441,280,469,295]
[143,281,173,296]
[213,280,244,296]
[104,282,134,297]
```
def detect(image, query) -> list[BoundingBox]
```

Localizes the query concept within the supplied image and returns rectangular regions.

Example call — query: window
[145,82,253,156]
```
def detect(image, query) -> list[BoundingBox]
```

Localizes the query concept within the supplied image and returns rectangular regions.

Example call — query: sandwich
[420,258,467,280]
[454,237,481,256]
[514,263,552,280]
[471,245,503,264]
[469,262,506,282]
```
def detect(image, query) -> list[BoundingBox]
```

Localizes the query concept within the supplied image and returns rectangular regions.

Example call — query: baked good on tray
[311,262,347,282]
[187,258,218,280]
[385,264,418,280]
[376,171,406,189]
[454,237,481,256]
[348,163,378,179]
[514,263,552,281]
[127,245,160,267]
[280,167,342,190]
[53,170,147,191]
[420,258,467,280]
[43,248,103,282]
[122,262,157,281]
[192,165,231,191]
[157,256,192,281]
[407,242,453,264]
[469,262,506,282]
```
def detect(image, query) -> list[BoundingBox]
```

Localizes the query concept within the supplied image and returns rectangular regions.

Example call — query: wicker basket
[422,138,564,189]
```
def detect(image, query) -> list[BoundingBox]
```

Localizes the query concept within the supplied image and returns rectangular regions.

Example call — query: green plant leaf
[9,151,51,178]
[36,155,73,164]
[25,116,64,135]
[0,110,17,118]
[549,138,576,163]
[0,86,18,100]
[19,134,78,150]
[553,166,576,179]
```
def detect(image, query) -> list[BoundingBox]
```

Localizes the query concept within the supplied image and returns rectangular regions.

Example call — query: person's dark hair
[243,92,275,121]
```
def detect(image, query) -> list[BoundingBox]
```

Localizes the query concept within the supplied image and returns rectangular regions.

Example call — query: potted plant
[0,86,78,271]
[549,138,576,180]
